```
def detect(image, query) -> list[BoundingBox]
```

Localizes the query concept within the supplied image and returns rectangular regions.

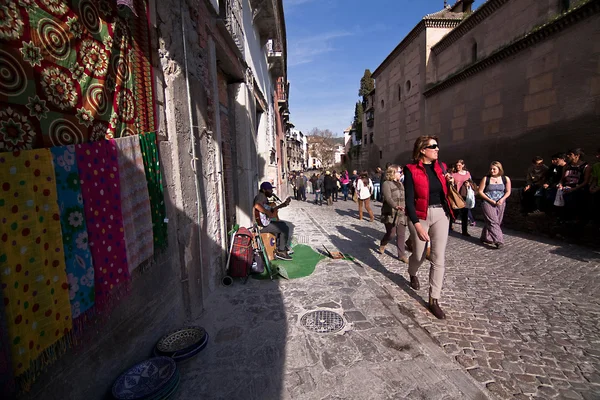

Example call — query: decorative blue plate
[155,326,206,356]
[112,357,177,400]
[153,332,209,363]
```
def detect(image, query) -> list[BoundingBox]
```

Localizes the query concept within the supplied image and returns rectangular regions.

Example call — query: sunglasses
[424,144,440,150]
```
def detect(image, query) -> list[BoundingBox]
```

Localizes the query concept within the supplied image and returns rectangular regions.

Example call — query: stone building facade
[8,0,290,398]
[372,0,600,179]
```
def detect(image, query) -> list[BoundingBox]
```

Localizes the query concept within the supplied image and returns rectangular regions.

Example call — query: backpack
[229,227,254,278]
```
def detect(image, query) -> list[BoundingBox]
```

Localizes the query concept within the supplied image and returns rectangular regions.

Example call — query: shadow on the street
[331,225,429,311]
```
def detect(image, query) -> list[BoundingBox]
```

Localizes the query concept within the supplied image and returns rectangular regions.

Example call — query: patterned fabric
[117,0,138,16]
[481,202,506,245]
[114,135,153,271]
[75,140,129,311]
[139,132,167,251]
[0,0,155,152]
[50,145,95,319]
[0,149,72,377]
[0,287,17,399]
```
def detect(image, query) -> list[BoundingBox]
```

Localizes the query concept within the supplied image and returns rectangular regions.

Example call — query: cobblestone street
[281,196,600,400]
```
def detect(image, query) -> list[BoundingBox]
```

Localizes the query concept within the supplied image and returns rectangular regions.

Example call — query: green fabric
[253,245,325,280]
[139,132,167,251]
[592,162,600,187]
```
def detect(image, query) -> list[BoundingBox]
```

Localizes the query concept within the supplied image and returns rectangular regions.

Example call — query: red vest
[405,161,454,220]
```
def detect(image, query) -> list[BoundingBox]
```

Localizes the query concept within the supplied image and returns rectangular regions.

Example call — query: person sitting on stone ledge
[521,156,548,215]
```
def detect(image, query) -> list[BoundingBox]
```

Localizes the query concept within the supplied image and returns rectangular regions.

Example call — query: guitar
[255,196,292,227]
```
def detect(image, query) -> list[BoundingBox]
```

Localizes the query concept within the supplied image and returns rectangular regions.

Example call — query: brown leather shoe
[429,297,446,319]
[410,275,420,290]
[378,245,385,254]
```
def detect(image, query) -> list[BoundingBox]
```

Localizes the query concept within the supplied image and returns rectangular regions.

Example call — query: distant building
[286,128,306,171]
[372,0,600,177]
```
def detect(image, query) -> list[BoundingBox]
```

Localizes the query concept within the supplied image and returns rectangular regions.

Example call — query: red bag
[229,227,254,278]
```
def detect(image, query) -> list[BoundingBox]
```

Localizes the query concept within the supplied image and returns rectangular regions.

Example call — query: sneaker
[285,246,294,255]
[495,243,504,249]
[275,251,292,261]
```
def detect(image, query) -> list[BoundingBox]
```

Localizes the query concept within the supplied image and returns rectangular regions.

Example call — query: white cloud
[288,31,352,66]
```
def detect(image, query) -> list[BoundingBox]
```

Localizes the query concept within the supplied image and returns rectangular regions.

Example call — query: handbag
[465,187,476,209]
[448,183,466,209]
[554,188,565,207]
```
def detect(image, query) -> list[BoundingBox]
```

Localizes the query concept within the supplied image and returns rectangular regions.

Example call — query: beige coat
[381,180,406,226]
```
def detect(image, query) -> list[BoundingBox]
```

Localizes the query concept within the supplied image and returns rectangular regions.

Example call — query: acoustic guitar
[254,196,291,227]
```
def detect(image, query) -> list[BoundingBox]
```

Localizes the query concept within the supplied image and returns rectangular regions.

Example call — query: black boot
[428,297,446,319]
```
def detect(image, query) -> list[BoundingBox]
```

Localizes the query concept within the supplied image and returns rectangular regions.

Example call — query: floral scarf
[75,140,130,312]
[51,146,95,319]
[0,149,72,377]
[139,132,167,252]
[114,136,153,271]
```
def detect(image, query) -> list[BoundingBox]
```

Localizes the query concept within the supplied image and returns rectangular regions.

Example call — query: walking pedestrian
[379,165,408,263]
[356,172,374,221]
[332,171,340,202]
[451,159,473,237]
[403,136,454,319]
[295,172,307,201]
[340,170,350,201]
[371,167,383,202]
[323,171,336,206]
[478,161,511,249]
[314,173,323,205]
[349,169,358,199]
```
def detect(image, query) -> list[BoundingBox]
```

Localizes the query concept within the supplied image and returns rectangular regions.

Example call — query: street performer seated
[253,182,293,261]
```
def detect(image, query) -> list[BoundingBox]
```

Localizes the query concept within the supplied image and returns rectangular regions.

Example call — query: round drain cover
[300,310,345,333]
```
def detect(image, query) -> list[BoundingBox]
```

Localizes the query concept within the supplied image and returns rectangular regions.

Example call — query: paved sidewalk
[171,202,491,399]
[286,198,600,400]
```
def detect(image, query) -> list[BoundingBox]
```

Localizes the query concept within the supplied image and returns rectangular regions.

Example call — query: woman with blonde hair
[404,136,453,319]
[379,165,408,263]
[478,161,511,248]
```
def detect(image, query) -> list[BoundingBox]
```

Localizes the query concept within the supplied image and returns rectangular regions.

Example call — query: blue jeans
[315,191,322,203]
[373,183,381,202]
[341,184,349,200]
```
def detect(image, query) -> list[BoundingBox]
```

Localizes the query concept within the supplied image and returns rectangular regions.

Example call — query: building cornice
[423,0,600,97]
[431,0,510,56]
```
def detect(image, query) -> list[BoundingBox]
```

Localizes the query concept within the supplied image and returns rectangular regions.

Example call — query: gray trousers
[407,206,450,299]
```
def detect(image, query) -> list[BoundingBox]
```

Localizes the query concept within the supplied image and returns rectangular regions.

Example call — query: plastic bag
[554,188,565,207]
[465,187,476,209]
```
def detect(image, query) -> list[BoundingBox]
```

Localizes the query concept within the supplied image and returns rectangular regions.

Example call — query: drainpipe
[180,0,205,301]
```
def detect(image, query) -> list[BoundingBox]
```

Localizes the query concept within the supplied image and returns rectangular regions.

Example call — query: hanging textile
[117,0,139,16]
[0,0,156,152]
[75,140,130,311]
[50,145,95,321]
[138,132,167,252]
[114,136,153,271]
[0,287,17,399]
[0,149,72,378]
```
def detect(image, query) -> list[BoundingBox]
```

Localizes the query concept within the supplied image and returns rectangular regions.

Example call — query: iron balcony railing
[225,0,244,54]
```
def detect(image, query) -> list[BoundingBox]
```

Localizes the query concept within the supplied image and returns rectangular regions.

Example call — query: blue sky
[284,0,483,136]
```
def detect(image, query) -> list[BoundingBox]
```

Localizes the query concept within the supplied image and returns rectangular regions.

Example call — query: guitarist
[253,182,293,260]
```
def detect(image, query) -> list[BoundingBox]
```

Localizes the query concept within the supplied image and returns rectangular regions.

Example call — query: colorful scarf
[139,133,167,252]
[0,0,155,152]
[0,149,72,377]
[75,140,129,311]
[0,288,17,399]
[114,136,153,271]
[50,145,95,320]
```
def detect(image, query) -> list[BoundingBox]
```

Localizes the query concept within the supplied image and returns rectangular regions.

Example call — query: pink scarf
[75,140,130,311]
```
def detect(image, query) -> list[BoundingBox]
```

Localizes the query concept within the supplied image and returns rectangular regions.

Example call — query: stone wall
[426,11,600,180]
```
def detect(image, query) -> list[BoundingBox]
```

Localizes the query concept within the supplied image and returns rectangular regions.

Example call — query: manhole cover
[300,310,345,333]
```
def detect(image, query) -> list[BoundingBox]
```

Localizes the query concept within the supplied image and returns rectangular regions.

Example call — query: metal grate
[300,310,345,334]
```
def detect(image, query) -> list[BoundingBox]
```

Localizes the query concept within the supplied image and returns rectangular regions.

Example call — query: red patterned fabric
[75,140,130,311]
[0,0,155,152]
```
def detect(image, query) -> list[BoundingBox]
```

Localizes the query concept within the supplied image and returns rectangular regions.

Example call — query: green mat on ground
[253,244,325,280]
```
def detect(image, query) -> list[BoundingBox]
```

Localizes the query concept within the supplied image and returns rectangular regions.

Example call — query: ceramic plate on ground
[155,326,206,356]
[146,370,180,400]
[112,357,177,400]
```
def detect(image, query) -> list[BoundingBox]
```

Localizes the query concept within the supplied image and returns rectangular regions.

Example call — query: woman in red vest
[403,136,453,319]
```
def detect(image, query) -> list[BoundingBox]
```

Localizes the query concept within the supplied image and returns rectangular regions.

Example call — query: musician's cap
[260,181,273,191]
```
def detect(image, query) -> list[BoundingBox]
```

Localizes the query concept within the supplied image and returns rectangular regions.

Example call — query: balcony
[225,0,244,54]
[276,80,287,105]
[267,39,284,77]
[249,0,278,40]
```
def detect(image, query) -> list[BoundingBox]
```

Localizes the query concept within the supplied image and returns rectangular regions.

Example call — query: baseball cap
[260,182,273,191]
